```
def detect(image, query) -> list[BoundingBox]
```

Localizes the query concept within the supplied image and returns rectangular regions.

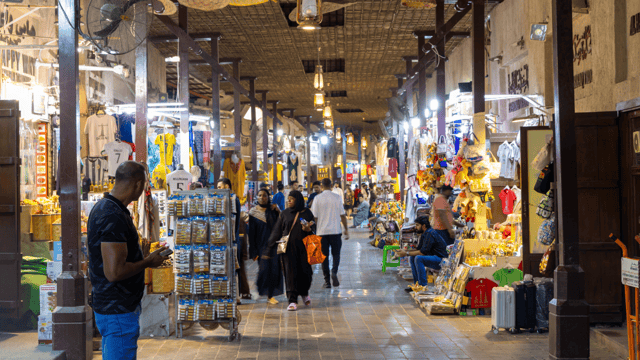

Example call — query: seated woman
[351,193,370,228]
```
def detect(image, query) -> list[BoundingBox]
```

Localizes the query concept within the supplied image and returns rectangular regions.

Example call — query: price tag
[621,257,640,288]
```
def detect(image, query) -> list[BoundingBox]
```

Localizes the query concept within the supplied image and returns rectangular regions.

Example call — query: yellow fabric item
[154,134,176,166]
[152,164,171,189]
[223,158,246,203]
[229,0,274,6]
[393,177,400,193]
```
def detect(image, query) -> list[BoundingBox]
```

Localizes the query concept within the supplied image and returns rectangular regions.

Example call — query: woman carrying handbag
[264,190,316,311]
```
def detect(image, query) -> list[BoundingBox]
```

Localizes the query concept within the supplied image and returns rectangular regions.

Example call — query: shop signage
[573,24,593,89]
[36,122,48,198]
[633,131,640,154]
[507,65,529,113]
[621,257,640,289]
[630,12,640,36]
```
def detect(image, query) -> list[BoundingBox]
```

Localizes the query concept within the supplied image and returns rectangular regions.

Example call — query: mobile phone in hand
[160,249,173,257]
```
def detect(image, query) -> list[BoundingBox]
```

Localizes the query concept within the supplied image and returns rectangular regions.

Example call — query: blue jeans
[409,255,442,286]
[94,306,141,360]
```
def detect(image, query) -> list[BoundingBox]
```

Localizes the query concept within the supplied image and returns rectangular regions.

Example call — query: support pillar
[436,0,446,138]
[358,131,362,187]
[306,116,312,191]
[53,1,92,359]
[549,0,590,358]
[472,0,487,231]
[258,91,269,176]
[270,101,279,190]
[417,36,427,128]
[249,79,257,182]
[405,60,415,147]
[211,36,222,181]
[342,127,347,190]
[178,5,190,167]
[397,77,406,204]
[134,8,148,163]
[233,60,242,154]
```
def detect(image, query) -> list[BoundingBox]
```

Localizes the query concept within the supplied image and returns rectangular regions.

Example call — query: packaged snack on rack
[178,299,195,321]
[212,276,231,297]
[191,274,211,295]
[210,246,227,276]
[193,245,210,273]
[175,218,192,245]
[174,245,191,274]
[196,300,216,321]
[216,299,236,319]
[175,274,192,294]
[191,217,209,244]
[209,217,228,245]
[188,195,206,216]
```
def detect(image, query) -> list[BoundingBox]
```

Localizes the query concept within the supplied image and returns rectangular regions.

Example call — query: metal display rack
[169,188,240,341]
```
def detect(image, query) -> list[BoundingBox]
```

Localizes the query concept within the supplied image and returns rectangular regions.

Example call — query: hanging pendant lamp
[362,135,368,149]
[314,92,325,111]
[296,0,323,30]
[314,65,324,90]
[346,132,355,146]
[335,127,342,142]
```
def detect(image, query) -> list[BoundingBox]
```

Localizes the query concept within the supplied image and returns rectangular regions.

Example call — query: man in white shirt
[311,178,349,288]
[332,182,344,203]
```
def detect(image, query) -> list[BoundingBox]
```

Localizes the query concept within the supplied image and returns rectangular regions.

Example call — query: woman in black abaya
[264,190,315,311]
[248,189,283,304]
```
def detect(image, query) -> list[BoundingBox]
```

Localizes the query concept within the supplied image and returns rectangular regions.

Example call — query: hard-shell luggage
[512,280,537,333]
[491,286,515,334]
[534,278,554,333]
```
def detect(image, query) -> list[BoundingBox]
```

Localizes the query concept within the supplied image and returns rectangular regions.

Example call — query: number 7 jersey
[103,141,133,177]
[166,169,192,194]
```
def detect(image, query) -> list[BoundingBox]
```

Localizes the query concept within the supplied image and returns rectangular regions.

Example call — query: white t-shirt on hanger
[166,169,192,194]
[84,114,117,157]
[103,141,132,177]
[497,141,512,179]
[508,141,521,179]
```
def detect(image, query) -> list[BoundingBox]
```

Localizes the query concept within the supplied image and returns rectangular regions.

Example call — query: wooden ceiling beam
[413,30,470,38]
[149,32,221,43]
[186,58,242,65]
[166,81,212,101]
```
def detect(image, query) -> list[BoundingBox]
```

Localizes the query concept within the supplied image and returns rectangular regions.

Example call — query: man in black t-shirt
[88,161,168,360]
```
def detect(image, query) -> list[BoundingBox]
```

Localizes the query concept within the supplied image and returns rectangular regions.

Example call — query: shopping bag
[303,234,326,265]
[436,136,447,156]
[537,212,556,245]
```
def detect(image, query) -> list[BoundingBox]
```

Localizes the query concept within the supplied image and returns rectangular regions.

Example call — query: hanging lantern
[296,0,323,30]
[314,92,325,111]
[323,117,333,129]
[326,128,334,137]
[335,127,342,142]
[323,102,333,120]
[362,135,368,149]
[314,65,324,90]
[346,132,355,146]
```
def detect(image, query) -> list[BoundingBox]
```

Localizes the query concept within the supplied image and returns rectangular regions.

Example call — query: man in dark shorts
[88,161,168,360]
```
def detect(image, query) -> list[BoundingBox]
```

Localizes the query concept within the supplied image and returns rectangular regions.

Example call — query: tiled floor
[94,228,622,360]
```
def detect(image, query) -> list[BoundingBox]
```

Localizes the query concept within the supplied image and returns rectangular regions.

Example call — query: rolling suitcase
[534,278,554,333]
[512,280,537,333]
[491,286,515,334]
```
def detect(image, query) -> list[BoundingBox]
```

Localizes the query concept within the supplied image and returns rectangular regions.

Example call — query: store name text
[508,64,529,113]
[631,12,640,36]
[573,25,592,65]
[1,50,37,83]
[574,69,593,89]
[0,12,37,46]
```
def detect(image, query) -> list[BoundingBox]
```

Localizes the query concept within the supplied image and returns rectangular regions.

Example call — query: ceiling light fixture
[335,127,342,142]
[430,99,439,111]
[346,132,354,146]
[314,92,325,111]
[314,65,324,90]
[297,0,323,31]
[320,135,328,145]
[361,135,368,149]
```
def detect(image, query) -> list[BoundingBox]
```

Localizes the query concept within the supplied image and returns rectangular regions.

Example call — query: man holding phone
[311,178,349,288]
[88,161,169,360]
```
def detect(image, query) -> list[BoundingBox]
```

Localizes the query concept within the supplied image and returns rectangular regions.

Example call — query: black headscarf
[288,190,306,213]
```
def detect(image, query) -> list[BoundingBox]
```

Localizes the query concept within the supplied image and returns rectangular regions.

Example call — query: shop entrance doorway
[621,110,640,259]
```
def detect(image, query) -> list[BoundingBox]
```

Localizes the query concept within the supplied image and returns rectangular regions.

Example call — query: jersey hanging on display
[492,268,523,287]
[103,141,133,177]
[223,157,247,202]
[166,169,192,194]
[154,133,176,166]
[84,114,117,157]
[465,279,497,308]
[287,153,299,183]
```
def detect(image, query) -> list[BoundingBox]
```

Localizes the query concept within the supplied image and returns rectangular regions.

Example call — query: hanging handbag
[303,233,326,265]
[537,212,556,246]
[277,212,300,254]
[487,151,501,179]
[436,135,447,157]
[536,190,554,219]
[463,134,485,164]
[534,163,554,194]
[468,177,492,193]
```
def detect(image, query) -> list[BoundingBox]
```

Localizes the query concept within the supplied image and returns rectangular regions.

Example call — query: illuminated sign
[36,122,48,198]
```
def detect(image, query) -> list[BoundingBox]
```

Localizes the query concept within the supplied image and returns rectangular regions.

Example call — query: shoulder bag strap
[287,212,300,238]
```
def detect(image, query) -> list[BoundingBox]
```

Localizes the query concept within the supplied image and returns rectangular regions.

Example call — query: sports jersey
[103,141,133,177]
[166,169,192,194]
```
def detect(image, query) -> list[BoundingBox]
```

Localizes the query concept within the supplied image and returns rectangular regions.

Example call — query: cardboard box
[38,314,53,344]
[39,284,57,316]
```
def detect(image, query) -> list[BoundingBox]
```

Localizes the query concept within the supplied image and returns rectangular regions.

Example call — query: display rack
[168,188,240,341]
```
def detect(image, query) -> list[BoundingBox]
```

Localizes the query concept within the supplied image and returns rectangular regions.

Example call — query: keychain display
[178,299,195,321]
[168,196,188,217]
[189,195,206,216]
[175,218,192,245]
[212,276,231,297]
[206,194,226,215]
[210,246,227,276]
[191,274,212,295]
[191,217,209,244]
[193,245,210,273]
[209,217,228,245]
[175,274,192,294]
[216,299,236,319]
[174,246,191,274]
[196,300,216,321]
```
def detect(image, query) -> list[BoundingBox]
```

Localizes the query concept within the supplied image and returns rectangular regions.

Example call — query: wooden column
[178,5,190,167]
[405,60,415,151]
[417,36,427,128]
[270,101,279,189]
[436,0,446,138]
[306,116,312,191]
[548,0,590,358]
[472,0,487,231]
[258,90,269,176]
[53,0,92,358]
[397,76,405,204]
[211,36,222,181]
[358,131,363,187]
[342,127,347,190]
[249,78,257,182]
[233,60,242,154]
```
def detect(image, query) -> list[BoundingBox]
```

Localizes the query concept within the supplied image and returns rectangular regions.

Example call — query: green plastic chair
[382,245,401,273]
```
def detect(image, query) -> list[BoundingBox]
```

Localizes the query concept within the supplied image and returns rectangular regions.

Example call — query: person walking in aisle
[432,185,460,245]
[306,181,322,208]
[394,216,448,288]
[332,182,344,204]
[344,187,355,220]
[248,189,283,304]
[273,182,285,211]
[89,161,169,360]
[265,190,316,311]
[217,178,252,300]
[311,178,350,288]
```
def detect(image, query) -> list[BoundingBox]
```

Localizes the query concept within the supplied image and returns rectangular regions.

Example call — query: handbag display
[303,234,326,265]
[537,212,556,246]
[536,190,554,219]
[436,135,447,156]
[468,177,491,193]
[463,134,485,164]
[534,163,554,194]
[277,212,300,254]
